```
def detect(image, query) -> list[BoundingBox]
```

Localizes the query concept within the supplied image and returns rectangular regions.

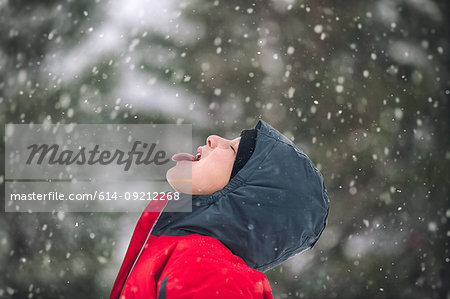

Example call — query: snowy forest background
[0,0,449,298]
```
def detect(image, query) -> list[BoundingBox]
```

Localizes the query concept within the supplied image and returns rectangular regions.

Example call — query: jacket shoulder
[154,234,273,299]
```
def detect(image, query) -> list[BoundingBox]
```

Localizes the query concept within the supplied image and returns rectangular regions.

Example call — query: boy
[110,119,329,298]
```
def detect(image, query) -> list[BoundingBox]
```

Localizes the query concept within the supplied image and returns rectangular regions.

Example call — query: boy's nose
[206,135,232,149]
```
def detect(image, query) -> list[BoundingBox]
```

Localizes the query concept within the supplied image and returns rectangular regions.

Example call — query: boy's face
[166,135,241,194]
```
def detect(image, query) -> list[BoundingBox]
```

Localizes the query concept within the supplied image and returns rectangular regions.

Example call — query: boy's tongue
[172,153,196,162]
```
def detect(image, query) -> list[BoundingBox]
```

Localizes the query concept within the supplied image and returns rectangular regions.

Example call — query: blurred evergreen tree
[1,0,448,298]
[133,0,449,298]
[1,1,149,297]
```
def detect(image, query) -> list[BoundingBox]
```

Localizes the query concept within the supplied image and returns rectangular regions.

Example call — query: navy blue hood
[153,119,330,272]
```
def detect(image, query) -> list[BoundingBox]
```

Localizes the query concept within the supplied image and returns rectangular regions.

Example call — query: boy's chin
[166,168,193,194]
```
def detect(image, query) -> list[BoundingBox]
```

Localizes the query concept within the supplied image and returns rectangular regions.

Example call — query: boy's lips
[196,146,202,160]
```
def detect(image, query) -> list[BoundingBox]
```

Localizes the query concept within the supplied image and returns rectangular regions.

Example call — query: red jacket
[110,120,329,298]
[110,198,273,299]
